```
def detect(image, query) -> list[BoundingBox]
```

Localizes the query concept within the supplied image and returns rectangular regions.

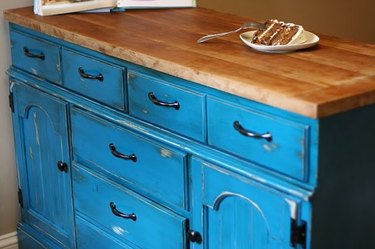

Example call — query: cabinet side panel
[311,104,375,249]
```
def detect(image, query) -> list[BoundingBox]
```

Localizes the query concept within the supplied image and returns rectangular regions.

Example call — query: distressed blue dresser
[5,6,375,249]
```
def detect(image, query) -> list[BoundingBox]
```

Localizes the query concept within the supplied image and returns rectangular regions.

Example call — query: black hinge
[291,218,306,248]
[18,188,23,208]
[9,92,14,112]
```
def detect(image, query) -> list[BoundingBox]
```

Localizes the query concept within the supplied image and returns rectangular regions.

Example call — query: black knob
[57,161,68,172]
[188,230,202,244]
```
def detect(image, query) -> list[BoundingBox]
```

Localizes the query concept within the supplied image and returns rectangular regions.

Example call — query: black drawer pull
[148,92,180,110]
[233,121,272,142]
[110,202,137,221]
[23,47,45,60]
[78,67,104,81]
[109,143,137,162]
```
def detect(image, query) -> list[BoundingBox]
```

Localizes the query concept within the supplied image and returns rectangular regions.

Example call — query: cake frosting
[252,19,307,46]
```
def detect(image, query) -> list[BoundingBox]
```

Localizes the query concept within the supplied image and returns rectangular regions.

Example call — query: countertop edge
[4,8,375,119]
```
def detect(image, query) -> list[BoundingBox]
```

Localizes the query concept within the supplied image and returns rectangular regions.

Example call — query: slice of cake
[252,19,306,46]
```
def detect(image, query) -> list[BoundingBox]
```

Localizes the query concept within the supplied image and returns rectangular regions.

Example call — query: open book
[34,0,196,16]
[117,0,196,8]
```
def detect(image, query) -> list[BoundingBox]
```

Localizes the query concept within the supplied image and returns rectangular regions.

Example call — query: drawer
[76,215,132,249]
[128,70,205,141]
[207,97,309,180]
[10,31,61,83]
[71,108,187,208]
[62,48,126,110]
[73,166,187,249]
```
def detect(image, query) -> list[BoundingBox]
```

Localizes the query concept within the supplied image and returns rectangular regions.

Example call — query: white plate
[240,30,320,53]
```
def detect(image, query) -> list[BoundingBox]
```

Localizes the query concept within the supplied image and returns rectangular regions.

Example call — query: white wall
[0,0,33,236]
[199,0,375,44]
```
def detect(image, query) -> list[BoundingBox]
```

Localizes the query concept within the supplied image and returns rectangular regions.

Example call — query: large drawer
[128,70,205,142]
[10,31,61,84]
[62,48,126,110]
[73,166,187,249]
[207,97,309,180]
[75,215,132,249]
[71,108,187,208]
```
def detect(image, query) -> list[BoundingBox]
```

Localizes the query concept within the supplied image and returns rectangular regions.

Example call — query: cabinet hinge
[18,188,23,208]
[291,218,306,248]
[9,92,14,112]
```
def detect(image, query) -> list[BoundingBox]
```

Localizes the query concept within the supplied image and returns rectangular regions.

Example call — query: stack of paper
[117,0,196,8]
[34,0,196,16]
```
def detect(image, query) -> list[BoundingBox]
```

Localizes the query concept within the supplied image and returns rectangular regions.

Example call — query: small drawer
[128,70,205,141]
[62,48,126,110]
[207,97,309,180]
[73,166,187,249]
[10,31,61,83]
[71,108,187,208]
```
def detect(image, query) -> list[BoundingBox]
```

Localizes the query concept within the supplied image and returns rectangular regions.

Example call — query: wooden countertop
[4,7,375,118]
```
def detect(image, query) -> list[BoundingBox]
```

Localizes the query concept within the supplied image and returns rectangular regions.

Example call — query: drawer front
[62,48,126,110]
[128,70,205,141]
[10,31,61,83]
[73,166,187,249]
[207,98,309,180]
[76,215,132,249]
[71,108,187,208]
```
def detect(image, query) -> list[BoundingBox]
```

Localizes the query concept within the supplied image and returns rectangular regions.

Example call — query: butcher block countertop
[4,7,375,118]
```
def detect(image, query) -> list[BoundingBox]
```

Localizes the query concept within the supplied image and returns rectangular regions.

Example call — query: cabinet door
[12,82,74,248]
[191,159,302,249]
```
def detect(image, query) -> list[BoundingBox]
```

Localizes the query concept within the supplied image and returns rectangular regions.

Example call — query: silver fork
[197,21,267,43]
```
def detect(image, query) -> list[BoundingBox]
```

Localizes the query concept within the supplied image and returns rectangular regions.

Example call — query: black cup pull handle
[148,92,180,110]
[109,143,137,162]
[23,47,45,60]
[233,121,272,142]
[110,202,137,221]
[78,67,104,82]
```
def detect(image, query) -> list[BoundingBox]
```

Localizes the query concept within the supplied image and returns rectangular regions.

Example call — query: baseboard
[0,232,18,249]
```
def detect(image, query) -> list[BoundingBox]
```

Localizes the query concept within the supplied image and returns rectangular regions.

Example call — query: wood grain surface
[4,7,375,118]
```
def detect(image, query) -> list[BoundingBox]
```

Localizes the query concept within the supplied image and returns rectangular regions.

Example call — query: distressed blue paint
[12,82,74,248]
[207,96,310,181]
[75,215,133,249]
[18,223,63,249]
[72,165,187,249]
[61,48,126,111]
[70,107,188,210]
[8,23,375,249]
[199,159,298,249]
[10,30,61,84]
[128,70,206,142]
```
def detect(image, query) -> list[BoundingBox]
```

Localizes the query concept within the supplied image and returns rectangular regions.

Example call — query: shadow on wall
[0,0,33,237]
[198,0,375,44]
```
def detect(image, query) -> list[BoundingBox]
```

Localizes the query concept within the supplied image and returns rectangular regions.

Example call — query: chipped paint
[142,109,149,114]
[262,142,279,152]
[29,146,34,160]
[33,112,40,145]
[112,226,127,236]
[9,81,15,92]
[285,199,297,219]
[160,148,172,158]
[31,67,38,75]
